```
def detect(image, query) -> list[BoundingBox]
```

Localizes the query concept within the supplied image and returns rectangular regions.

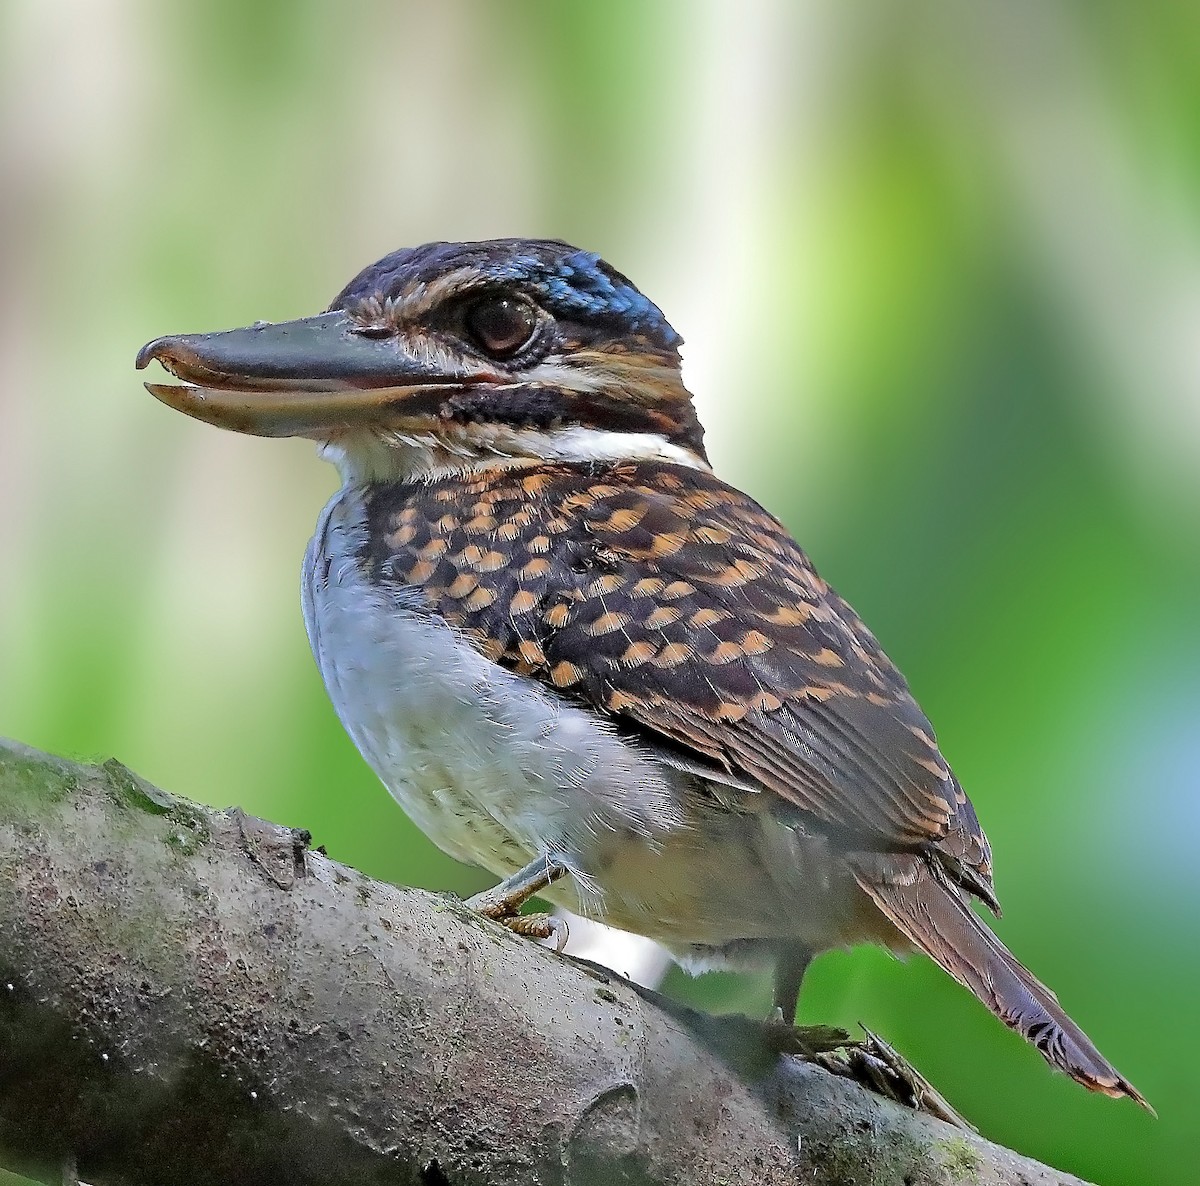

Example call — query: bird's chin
[311,422,500,485]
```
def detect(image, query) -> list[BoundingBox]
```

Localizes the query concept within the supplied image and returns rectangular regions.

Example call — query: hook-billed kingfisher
[137,238,1144,1107]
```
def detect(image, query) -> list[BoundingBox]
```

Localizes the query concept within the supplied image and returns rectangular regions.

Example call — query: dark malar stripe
[441,384,703,453]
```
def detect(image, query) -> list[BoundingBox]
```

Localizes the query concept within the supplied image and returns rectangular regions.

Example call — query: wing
[362,459,995,899]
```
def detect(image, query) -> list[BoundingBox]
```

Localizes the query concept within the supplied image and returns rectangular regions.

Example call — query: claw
[854,1027,974,1130]
[465,856,570,950]
[811,1026,974,1130]
[503,912,569,950]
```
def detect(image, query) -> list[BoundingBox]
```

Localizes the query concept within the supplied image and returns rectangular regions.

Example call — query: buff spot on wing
[607,689,638,712]
[647,531,688,558]
[740,630,774,656]
[662,581,695,601]
[708,641,744,665]
[588,611,632,637]
[544,603,572,628]
[690,608,728,629]
[644,606,681,629]
[518,639,545,666]
[521,557,552,580]
[509,590,538,615]
[693,524,733,545]
[620,640,658,666]
[600,505,648,533]
[813,648,845,668]
[752,691,784,713]
[653,642,693,668]
[406,559,439,585]
[587,573,626,597]
[464,586,497,612]
[551,661,583,688]
[528,535,552,555]
[716,701,749,721]
[562,492,595,514]
[911,754,950,780]
[632,577,666,598]
[446,572,479,599]
[705,558,765,588]
[747,528,782,551]
[418,538,449,561]
[760,603,812,626]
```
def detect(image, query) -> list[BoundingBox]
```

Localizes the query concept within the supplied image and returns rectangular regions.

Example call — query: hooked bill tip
[136,337,172,371]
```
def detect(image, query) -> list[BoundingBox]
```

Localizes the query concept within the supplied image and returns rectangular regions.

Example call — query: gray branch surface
[0,738,1093,1186]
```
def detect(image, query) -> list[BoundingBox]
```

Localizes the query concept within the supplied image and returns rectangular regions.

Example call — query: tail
[850,853,1150,1109]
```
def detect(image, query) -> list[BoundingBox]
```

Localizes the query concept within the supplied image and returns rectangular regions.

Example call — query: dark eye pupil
[466,298,535,358]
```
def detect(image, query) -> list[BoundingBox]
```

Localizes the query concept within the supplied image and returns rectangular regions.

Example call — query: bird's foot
[497,911,569,950]
[764,1020,855,1058]
[815,1026,974,1131]
[465,856,569,950]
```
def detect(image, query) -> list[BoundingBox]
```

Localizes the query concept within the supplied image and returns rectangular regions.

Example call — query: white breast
[301,486,686,914]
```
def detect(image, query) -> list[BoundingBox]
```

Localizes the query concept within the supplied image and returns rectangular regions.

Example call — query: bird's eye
[464,296,538,360]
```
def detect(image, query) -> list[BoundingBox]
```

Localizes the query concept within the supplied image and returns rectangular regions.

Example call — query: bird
[137,237,1145,1107]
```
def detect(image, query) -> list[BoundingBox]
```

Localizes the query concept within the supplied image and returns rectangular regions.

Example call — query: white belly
[301,487,686,915]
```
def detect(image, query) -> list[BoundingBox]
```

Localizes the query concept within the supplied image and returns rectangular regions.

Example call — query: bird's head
[137,239,707,482]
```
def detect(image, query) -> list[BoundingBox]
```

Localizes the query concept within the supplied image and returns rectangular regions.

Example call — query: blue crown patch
[479,249,682,350]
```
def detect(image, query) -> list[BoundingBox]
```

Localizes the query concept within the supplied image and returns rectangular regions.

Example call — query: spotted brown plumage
[138,236,1147,1107]
[361,459,995,893]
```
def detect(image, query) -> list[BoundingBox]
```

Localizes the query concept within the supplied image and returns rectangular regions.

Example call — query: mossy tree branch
[0,738,1092,1186]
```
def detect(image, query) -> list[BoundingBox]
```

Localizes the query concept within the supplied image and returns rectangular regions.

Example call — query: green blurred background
[1,2,1197,1182]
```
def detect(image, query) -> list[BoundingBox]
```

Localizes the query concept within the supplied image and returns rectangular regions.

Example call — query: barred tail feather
[850,854,1150,1109]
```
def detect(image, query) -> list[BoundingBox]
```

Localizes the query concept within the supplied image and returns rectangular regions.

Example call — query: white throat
[318,423,710,486]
